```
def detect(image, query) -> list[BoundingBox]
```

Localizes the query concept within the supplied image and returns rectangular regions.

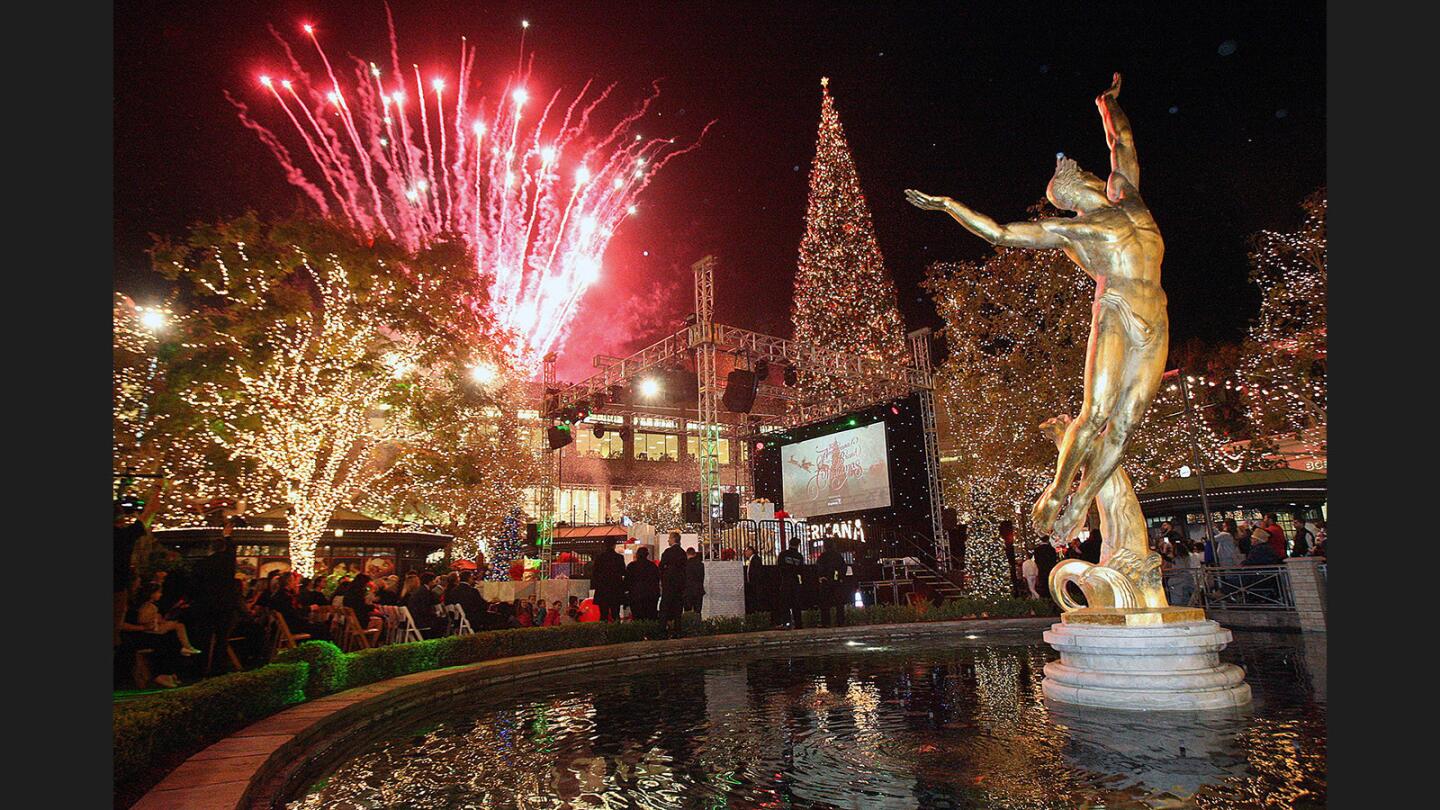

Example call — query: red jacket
[1265,525,1287,557]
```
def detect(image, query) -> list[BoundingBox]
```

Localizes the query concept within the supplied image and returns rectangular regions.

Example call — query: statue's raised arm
[1096,72,1139,198]
[903,189,1099,250]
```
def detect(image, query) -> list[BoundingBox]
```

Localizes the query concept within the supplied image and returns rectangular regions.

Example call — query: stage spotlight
[608,384,624,402]
[753,359,770,380]
[593,424,606,439]
[783,365,798,386]
[639,377,661,398]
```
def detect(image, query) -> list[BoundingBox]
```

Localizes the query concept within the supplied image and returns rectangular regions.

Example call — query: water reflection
[288,632,1325,809]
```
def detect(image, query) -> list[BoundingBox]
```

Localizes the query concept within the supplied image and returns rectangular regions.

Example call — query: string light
[1236,191,1326,441]
[791,78,908,411]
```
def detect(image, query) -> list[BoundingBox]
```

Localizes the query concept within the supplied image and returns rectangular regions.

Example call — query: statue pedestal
[1043,609,1251,711]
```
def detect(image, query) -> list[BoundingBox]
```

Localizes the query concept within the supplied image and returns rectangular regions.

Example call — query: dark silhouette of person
[625,546,661,621]
[591,542,627,622]
[684,547,706,614]
[816,543,850,627]
[776,538,806,629]
[187,527,239,674]
[447,571,489,630]
[743,545,762,613]
[1081,528,1103,564]
[659,532,689,635]
[1033,542,1060,602]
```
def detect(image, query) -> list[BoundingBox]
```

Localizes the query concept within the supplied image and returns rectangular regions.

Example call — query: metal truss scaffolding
[539,256,952,568]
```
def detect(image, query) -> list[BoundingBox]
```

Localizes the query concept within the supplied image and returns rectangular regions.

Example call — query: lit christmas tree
[1238,189,1327,441]
[791,77,907,407]
[488,507,525,582]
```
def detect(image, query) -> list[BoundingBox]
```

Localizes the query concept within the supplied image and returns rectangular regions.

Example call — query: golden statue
[1039,414,1165,609]
[908,73,1180,618]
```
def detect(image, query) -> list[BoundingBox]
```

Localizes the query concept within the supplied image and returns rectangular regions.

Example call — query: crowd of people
[1015,512,1327,606]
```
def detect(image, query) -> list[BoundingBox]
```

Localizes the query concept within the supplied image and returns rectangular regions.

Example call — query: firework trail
[234,16,710,369]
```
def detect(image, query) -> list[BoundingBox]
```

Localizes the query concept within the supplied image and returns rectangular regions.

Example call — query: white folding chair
[394,606,425,643]
[446,603,474,636]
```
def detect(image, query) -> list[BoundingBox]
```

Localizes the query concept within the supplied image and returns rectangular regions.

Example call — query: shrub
[274,641,347,698]
[114,662,308,799]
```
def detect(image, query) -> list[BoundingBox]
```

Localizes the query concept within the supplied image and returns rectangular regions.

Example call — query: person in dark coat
[684,548,706,614]
[187,526,240,674]
[1080,528,1102,564]
[658,532,689,635]
[816,543,850,627]
[403,572,443,637]
[591,542,627,622]
[776,538,806,629]
[625,546,661,621]
[742,546,762,613]
[447,571,489,631]
[342,573,375,629]
[1033,542,1060,602]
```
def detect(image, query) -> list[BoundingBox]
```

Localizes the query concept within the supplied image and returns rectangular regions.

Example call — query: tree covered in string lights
[791,78,908,406]
[114,293,285,525]
[361,374,540,561]
[925,227,1091,596]
[1238,189,1327,441]
[620,486,685,531]
[153,213,492,576]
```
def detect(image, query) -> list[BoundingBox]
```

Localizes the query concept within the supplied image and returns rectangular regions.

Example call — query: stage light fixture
[783,365,798,386]
[639,377,660,398]
[753,359,770,380]
[593,424,606,439]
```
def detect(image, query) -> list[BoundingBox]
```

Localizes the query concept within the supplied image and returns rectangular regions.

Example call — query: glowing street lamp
[470,362,499,385]
[139,308,167,333]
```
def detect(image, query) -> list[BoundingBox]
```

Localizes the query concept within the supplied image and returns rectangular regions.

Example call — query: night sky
[114,1,1325,380]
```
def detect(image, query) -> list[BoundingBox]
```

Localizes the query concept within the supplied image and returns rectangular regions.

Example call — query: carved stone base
[1043,618,1252,711]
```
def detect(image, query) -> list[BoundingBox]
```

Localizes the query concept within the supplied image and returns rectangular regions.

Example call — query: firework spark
[234,17,709,369]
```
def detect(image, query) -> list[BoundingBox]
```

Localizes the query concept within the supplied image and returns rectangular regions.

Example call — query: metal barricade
[1198,565,1294,610]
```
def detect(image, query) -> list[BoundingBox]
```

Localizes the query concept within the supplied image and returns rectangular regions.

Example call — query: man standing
[625,546,661,621]
[659,532,689,636]
[742,545,761,614]
[684,547,706,615]
[1262,514,1288,558]
[188,519,240,674]
[776,538,806,629]
[592,541,627,622]
[816,542,849,628]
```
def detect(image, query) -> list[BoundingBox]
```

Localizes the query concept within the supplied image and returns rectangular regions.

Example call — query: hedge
[115,597,1054,806]
[113,662,308,807]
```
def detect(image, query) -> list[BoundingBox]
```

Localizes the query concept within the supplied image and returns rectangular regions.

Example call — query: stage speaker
[722,369,758,412]
[682,491,703,523]
[721,492,740,522]
[547,424,574,450]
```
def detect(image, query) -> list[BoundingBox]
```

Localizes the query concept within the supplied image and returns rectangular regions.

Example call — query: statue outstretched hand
[904,189,950,211]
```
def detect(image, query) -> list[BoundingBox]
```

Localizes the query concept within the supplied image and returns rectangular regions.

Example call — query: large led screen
[780,422,891,518]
